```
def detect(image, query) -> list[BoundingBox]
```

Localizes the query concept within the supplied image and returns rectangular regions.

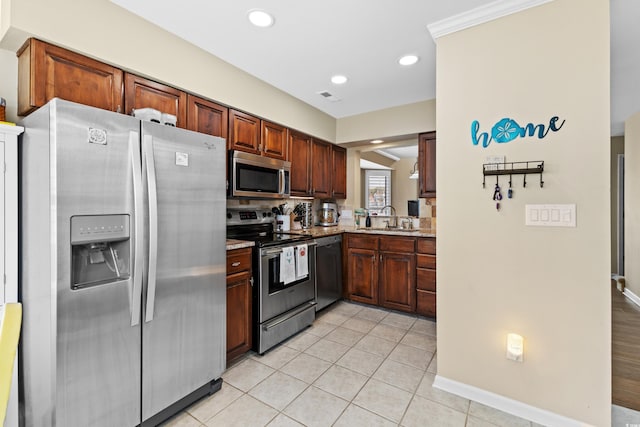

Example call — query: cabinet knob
[231,262,241,267]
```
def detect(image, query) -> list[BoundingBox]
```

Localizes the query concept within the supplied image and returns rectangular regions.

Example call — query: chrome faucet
[378,205,396,216]
[378,205,397,227]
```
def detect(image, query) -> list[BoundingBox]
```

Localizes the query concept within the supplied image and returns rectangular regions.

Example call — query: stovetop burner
[226,208,314,247]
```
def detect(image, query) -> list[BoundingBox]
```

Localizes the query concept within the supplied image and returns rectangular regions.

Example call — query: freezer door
[20,99,142,427]
[140,122,226,422]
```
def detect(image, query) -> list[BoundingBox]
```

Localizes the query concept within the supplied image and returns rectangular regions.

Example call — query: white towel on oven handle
[280,246,296,285]
[295,243,309,279]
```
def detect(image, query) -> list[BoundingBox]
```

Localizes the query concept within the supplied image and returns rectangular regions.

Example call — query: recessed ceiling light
[248,9,275,27]
[331,75,348,85]
[398,55,419,66]
[371,139,384,144]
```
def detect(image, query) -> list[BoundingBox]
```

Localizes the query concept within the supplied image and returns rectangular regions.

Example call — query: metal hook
[540,172,544,188]
[483,174,486,189]
[523,173,527,188]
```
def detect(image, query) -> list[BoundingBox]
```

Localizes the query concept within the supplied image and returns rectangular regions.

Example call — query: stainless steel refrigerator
[19,99,226,427]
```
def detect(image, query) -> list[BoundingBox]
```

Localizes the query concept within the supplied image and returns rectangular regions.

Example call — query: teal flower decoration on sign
[491,118,521,143]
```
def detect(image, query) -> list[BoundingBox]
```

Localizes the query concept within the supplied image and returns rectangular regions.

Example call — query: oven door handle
[260,241,317,257]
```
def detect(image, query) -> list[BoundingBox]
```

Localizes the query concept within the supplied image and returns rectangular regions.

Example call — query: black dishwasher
[315,235,343,311]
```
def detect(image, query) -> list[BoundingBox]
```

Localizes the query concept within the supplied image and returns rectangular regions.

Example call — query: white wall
[391,158,418,217]
[625,112,640,298]
[336,99,436,144]
[0,49,18,123]
[435,0,610,425]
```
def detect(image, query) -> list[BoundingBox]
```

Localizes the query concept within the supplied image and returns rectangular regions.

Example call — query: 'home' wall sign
[472,116,565,148]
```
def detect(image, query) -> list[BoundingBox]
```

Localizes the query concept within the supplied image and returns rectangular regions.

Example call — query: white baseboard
[623,287,640,308]
[433,375,595,427]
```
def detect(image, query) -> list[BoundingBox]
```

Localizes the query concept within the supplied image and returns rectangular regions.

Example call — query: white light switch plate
[526,204,576,227]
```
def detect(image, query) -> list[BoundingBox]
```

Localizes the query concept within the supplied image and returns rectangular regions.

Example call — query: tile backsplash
[226,197,436,230]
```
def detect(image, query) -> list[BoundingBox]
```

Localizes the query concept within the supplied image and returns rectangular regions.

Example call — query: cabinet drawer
[416,290,436,317]
[227,247,252,275]
[417,268,436,291]
[417,254,436,269]
[379,236,415,253]
[347,234,379,250]
[417,238,436,255]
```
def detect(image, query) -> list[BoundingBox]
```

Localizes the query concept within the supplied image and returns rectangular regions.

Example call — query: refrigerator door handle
[130,131,143,326]
[143,134,159,323]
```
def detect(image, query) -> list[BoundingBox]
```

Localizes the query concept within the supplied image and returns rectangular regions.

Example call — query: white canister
[276,215,290,232]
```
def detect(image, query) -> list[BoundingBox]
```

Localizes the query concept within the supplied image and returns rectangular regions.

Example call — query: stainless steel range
[226,208,317,354]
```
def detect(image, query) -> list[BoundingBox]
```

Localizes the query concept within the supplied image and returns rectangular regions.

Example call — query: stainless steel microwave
[229,150,291,199]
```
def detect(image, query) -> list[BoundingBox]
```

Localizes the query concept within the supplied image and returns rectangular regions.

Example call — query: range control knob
[262,212,267,218]
[226,212,232,219]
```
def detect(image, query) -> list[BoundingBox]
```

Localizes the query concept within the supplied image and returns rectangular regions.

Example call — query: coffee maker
[317,202,339,226]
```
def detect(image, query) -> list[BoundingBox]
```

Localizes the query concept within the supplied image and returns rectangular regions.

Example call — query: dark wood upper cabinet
[261,120,288,160]
[332,145,347,199]
[419,131,436,198]
[124,73,187,128]
[186,94,228,138]
[289,130,313,196]
[311,139,332,198]
[17,38,124,116]
[228,109,260,154]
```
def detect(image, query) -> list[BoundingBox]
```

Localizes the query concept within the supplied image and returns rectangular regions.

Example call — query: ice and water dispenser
[70,215,130,289]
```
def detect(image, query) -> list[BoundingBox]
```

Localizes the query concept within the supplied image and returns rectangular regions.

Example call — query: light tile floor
[161,300,640,427]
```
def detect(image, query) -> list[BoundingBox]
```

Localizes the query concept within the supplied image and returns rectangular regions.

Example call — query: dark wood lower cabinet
[380,251,416,313]
[346,234,418,314]
[346,234,436,317]
[347,248,379,305]
[226,248,252,365]
[415,238,437,317]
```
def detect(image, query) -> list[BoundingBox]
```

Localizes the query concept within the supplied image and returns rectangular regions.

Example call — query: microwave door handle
[129,131,143,326]
[143,134,159,323]
[279,169,285,195]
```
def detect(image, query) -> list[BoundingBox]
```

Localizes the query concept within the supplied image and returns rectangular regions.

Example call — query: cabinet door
[311,139,332,198]
[379,251,416,313]
[226,270,252,365]
[347,248,378,305]
[229,109,260,154]
[124,73,187,128]
[17,38,124,116]
[332,145,347,199]
[416,290,436,318]
[419,131,436,198]
[289,130,312,196]
[261,121,288,160]
[186,94,228,138]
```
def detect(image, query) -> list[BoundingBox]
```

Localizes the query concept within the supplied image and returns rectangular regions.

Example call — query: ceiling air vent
[316,90,341,102]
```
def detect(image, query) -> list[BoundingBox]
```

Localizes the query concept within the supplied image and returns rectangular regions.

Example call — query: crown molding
[427,0,554,40]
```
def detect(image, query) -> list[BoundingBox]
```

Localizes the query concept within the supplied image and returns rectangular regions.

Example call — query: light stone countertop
[284,225,436,238]
[226,239,255,251]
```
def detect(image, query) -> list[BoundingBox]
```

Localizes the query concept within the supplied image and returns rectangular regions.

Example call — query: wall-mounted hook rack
[482,161,544,188]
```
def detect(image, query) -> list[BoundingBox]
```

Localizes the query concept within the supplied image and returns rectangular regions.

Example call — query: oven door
[258,242,316,322]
